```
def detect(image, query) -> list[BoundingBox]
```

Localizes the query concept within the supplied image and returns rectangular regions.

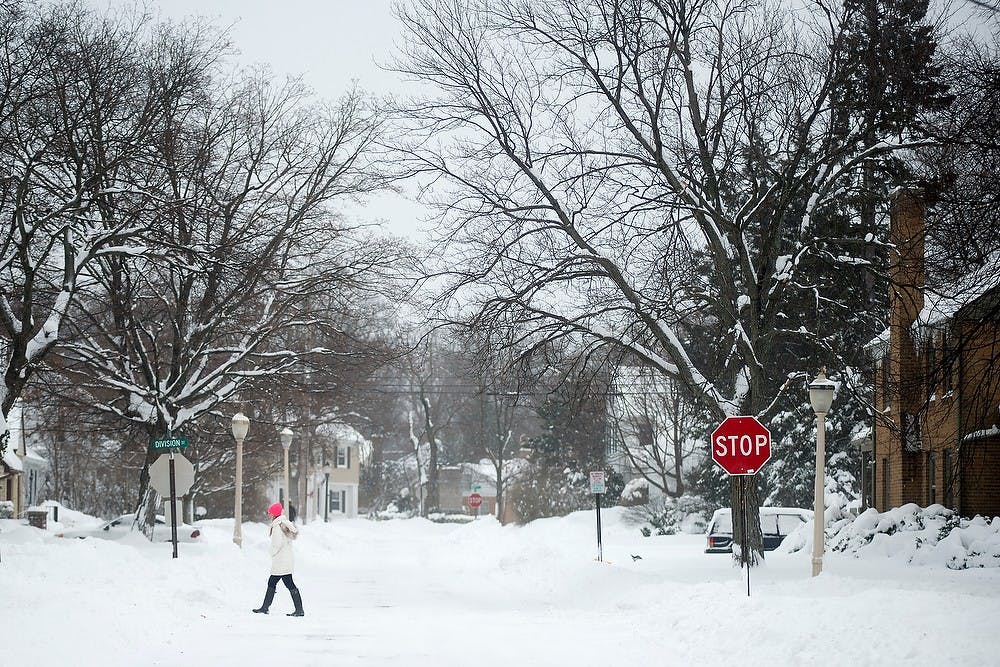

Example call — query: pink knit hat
[268,502,283,518]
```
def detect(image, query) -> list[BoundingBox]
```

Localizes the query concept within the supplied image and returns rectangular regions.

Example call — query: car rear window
[712,511,808,536]
[759,514,779,535]
[777,513,807,534]
[712,514,733,533]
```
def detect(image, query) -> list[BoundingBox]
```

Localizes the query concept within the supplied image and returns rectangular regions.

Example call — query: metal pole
[595,493,603,562]
[234,436,244,547]
[283,446,290,518]
[812,412,826,577]
[169,451,178,559]
[324,473,330,522]
[743,478,750,597]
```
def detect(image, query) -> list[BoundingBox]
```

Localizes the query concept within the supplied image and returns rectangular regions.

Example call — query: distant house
[436,455,532,523]
[606,365,699,500]
[867,191,1000,518]
[0,400,49,516]
[315,423,369,520]
[1,444,24,517]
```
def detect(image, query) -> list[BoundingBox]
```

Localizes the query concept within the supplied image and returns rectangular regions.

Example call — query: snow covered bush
[509,465,592,523]
[780,502,1000,569]
[619,478,649,507]
[631,494,712,536]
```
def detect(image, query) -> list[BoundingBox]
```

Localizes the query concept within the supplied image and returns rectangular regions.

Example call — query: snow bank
[780,502,1000,569]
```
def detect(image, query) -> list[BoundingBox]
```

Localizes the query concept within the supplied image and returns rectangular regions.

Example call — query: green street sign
[151,437,189,451]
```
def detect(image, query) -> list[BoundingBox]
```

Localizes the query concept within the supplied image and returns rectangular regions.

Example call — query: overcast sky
[94,0,996,242]
[98,0,430,240]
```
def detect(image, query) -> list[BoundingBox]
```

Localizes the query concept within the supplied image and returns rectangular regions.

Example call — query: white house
[269,422,370,521]
[0,400,49,516]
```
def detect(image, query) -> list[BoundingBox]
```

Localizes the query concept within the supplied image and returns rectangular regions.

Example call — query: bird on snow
[630,554,642,561]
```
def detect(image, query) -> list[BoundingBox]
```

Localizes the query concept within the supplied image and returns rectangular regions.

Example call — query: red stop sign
[468,493,483,508]
[711,416,772,475]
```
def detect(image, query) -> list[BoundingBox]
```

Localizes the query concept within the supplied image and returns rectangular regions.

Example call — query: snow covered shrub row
[781,501,1000,569]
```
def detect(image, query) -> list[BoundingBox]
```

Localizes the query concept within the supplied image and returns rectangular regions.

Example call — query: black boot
[253,587,276,614]
[287,588,304,617]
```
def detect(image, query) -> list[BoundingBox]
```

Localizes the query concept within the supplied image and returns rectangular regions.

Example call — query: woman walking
[252,502,305,617]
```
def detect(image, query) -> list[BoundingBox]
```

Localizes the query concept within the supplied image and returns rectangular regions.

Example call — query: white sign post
[589,471,606,562]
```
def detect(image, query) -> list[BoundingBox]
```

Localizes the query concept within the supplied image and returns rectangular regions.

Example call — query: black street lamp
[323,462,331,522]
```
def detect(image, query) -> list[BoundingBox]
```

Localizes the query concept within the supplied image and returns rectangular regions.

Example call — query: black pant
[267,574,296,591]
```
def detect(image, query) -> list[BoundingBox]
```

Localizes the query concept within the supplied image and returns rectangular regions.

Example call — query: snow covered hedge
[780,502,1000,569]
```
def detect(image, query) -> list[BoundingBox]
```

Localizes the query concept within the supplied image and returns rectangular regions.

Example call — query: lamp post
[231,412,250,548]
[280,427,293,515]
[808,369,835,577]
[323,462,331,522]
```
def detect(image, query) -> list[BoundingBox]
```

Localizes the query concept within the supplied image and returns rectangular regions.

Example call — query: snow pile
[781,502,1000,569]
[3,503,1000,664]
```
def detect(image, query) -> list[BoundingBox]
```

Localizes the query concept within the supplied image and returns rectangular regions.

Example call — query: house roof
[917,252,1000,329]
[2,448,23,473]
[22,446,47,467]
[866,252,1000,354]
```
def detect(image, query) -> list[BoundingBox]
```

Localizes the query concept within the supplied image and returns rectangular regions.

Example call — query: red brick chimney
[889,190,925,329]
[888,189,925,448]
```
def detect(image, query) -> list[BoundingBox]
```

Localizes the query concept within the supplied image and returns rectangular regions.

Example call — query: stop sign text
[710,416,771,475]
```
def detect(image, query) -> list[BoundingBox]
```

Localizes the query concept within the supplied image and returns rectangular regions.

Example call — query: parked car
[56,514,201,543]
[705,507,811,553]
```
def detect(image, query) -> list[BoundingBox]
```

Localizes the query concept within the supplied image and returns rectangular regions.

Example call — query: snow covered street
[3,508,1000,666]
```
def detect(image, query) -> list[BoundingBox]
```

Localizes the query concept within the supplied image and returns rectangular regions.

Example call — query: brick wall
[873,190,1000,517]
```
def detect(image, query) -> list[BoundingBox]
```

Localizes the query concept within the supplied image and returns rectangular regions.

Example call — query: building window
[943,449,954,508]
[943,332,954,392]
[330,490,341,512]
[928,452,936,505]
[863,453,875,511]
[882,458,890,510]
[336,446,349,468]
[902,413,921,451]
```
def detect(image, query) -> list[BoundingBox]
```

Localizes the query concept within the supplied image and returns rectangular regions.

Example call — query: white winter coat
[269,516,298,575]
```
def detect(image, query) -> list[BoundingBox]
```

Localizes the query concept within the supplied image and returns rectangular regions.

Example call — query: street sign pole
[595,492,603,562]
[589,471,606,562]
[169,451,178,559]
[742,477,750,597]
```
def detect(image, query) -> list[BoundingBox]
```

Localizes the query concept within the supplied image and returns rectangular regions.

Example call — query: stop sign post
[149,451,195,559]
[710,416,771,598]
[711,416,771,475]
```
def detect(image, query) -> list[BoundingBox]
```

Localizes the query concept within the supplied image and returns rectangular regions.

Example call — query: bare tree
[55,54,390,530]
[0,3,192,451]
[609,366,702,498]
[394,0,945,564]
[458,322,539,523]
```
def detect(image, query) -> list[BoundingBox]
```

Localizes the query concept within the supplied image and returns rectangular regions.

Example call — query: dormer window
[335,446,349,468]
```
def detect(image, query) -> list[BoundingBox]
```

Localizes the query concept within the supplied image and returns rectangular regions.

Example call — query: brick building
[867,191,1000,518]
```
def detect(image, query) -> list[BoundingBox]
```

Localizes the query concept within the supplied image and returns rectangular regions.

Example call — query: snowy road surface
[2,507,999,666]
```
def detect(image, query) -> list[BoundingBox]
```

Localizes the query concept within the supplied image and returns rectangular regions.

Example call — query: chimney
[889,189,925,329]
[888,189,925,446]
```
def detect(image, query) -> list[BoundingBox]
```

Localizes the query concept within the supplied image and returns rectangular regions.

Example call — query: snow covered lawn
[2,507,999,666]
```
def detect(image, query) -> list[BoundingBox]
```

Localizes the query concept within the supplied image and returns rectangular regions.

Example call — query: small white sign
[589,471,606,494]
